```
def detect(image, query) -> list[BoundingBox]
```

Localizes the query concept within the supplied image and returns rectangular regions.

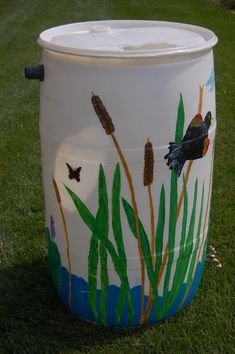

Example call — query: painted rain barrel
[25,20,218,327]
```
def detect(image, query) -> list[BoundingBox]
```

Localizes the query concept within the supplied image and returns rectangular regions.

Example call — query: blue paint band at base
[58,261,204,327]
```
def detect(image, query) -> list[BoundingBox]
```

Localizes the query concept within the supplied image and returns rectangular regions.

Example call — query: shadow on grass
[0,257,146,353]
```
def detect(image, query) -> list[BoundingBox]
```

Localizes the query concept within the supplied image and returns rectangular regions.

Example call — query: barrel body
[40,48,216,327]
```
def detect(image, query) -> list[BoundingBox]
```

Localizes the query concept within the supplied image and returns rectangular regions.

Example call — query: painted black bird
[66,163,82,182]
[164,111,212,177]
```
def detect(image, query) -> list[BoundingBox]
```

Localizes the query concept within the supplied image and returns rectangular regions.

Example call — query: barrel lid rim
[37,20,218,58]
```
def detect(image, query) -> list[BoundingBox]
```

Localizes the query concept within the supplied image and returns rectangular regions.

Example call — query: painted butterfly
[66,163,82,182]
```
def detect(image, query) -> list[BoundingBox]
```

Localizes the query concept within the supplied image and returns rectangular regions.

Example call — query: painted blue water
[58,261,204,327]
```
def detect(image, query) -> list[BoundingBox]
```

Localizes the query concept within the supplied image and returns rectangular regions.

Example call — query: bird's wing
[188,113,203,128]
[182,114,203,142]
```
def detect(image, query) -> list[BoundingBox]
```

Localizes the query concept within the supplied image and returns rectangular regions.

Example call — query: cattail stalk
[198,85,204,115]
[143,140,155,266]
[91,92,146,320]
[52,177,72,307]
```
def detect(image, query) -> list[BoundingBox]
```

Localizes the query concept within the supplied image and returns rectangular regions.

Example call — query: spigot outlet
[25,65,44,81]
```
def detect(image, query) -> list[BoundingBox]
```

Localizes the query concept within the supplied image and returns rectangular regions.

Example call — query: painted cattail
[91,92,115,135]
[143,139,154,186]
[52,177,61,204]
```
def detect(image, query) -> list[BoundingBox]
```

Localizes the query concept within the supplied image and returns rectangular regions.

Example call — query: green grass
[0,0,234,353]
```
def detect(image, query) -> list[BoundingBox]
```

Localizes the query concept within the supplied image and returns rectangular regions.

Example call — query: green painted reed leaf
[154,185,165,276]
[97,165,109,325]
[88,234,99,322]
[121,197,138,239]
[112,164,134,325]
[115,283,126,324]
[122,197,157,300]
[66,174,134,325]
[161,178,198,318]
[175,94,185,143]
[112,164,127,267]
[65,186,96,232]
[160,93,185,314]
[99,242,108,325]
[65,184,120,265]
[181,174,188,249]
[161,170,178,314]
[166,174,188,296]
[184,238,208,307]
[185,178,198,255]
[180,182,204,310]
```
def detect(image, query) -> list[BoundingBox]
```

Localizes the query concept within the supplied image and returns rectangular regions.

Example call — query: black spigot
[25,65,44,81]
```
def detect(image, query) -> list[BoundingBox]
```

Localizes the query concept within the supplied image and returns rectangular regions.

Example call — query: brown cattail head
[91,92,115,135]
[52,177,61,204]
[143,138,154,186]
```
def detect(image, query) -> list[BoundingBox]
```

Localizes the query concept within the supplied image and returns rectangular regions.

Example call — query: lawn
[0,0,234,353]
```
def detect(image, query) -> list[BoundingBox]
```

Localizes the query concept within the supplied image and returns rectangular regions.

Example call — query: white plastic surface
[38,20,218,58]
[40,47,216,287]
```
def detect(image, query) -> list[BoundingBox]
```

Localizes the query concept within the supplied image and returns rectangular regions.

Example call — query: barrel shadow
[0,258,148,353]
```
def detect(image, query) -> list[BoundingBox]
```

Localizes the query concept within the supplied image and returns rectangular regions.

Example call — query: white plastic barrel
[34,20,217,327]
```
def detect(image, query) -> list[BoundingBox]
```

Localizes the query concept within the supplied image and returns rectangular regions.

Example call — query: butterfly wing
[66,162,74,179]
[74,166,82,182]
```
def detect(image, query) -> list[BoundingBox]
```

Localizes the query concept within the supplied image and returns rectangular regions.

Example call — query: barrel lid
[38,20,217,58]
